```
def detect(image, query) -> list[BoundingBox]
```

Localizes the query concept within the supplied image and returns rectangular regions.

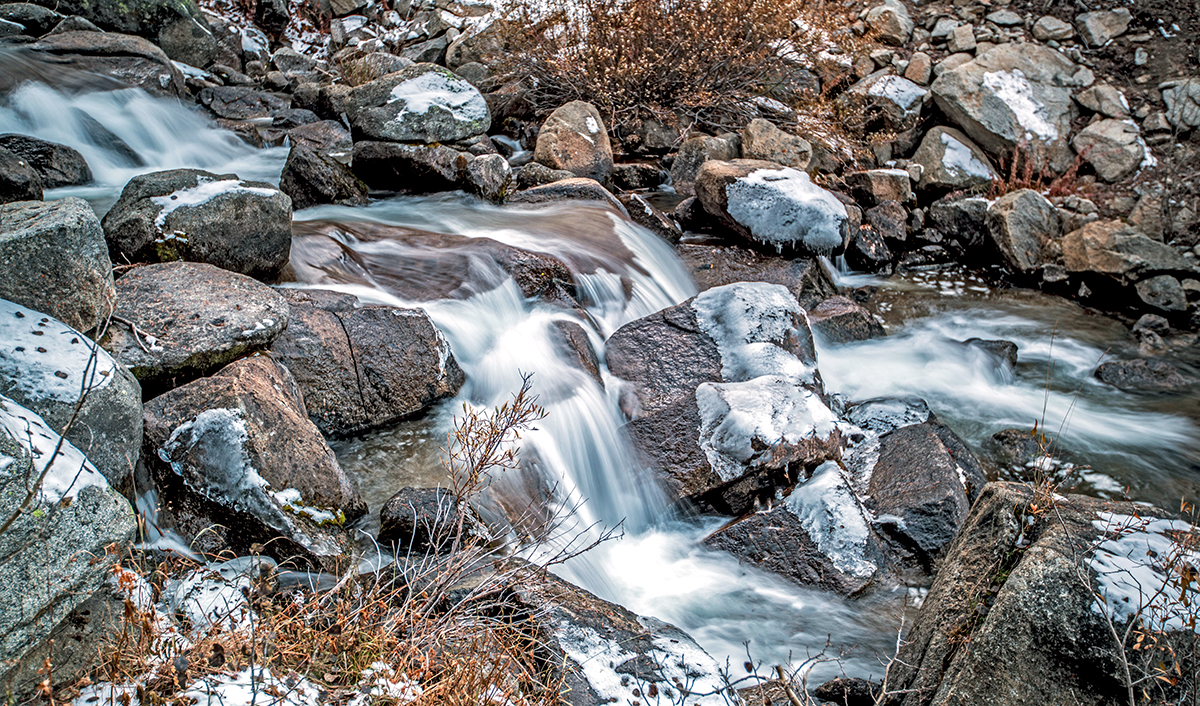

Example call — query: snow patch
[784,461,877,578]
[1090,512,1200,632]
[723,167,848,255]
[347,663,423,706]
[1,299,118,403]
[0,394,108,502]
[166,556,276,638]
[272,487,340,525]
[183,667,322,706]
[981,69,1059,141]
[692,281,816,384]
[867,75,927,114]
[940,131,993,178]
[386,71,488,124]
[151,178,277,230]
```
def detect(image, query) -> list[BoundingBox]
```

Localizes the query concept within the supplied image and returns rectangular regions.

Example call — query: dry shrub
[493,0,870,136]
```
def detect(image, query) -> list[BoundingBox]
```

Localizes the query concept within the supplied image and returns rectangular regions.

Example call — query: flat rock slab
[101,262,289,385]
[0,197,114,333]
[1095,358,1192,392]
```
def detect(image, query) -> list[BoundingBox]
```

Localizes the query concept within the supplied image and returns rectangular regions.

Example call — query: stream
[6,79,1200,686]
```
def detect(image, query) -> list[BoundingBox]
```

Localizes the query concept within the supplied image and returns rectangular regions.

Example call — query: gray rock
[378,487,461,549]
[675,244,835,310]
[399,35,448,65]
[808,295,885,344]
[1032,15,1074,41]
[986,189,1061,274]
[197,85,289,120]
[1095,357,1191,392]
[866,199,907,245]
[102,168,293,279]
[0,3,61,36]
[288,120,353,157]
[1160,79,1200,131]
[346,64,491,144]
[1075,84,1130,119]
[27,30,185,97]
[271,47,315,74]
[842,72,929,133]
[668,134,739,197]
[1135,274,1188,312]
[352,141,467,193]
[445,24,500,69]
[1075,8,1132,47]
[985,9,1022,26]
[846,168,913,205]
[929,195,989,252]
[618,193,681,243]
[912,126,996,193]
[270,289,465,437]
[508,177,625,211]
[156,14,216,68]
[905,51,933,85]
[0,134,91,188]
[100,262,290,384]
[611,162,667,191]
[1062,220,1198,283]
[279,144,368,210]
[0,146,42,204]
[462,153,512,203]
[865,0,913,45]
[25,0,204,40]
[515,162,576,190]
[0,299,141,491]
[533,100,613,183]
[740,118,811,170]
[0,198,113,333]
[1072,119,1146,183]
[255,0,289,35]
[846,227,892,272]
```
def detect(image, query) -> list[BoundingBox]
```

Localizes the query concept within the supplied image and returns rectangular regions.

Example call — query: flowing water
[7,76,1200,685]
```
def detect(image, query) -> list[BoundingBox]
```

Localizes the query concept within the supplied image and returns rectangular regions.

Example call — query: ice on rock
[784,461,877,578]
[1,299,118,404]
[981,70,1059,141]
[386,71,489,124]
[0,394,108,502]
[723,168,848,256]
[696,375,837,482]
[692,282,816,384]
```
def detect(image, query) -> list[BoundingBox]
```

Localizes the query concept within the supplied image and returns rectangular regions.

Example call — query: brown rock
[533,101,613,183]
[808,295,885,344]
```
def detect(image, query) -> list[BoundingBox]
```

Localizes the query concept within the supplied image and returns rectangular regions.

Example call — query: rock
[0,3,61,36]
[1075,8,1132,47]
[847,396,933,435]
[1095,358,1191,392]
[669,134,739,197]
[882,482,1182,706]
[399,35,449,65]
[931,43,1082,172]
[271,47,315,75]
[1033,15,1074,41]
[197,86,289,120]
[280,144,368,210]
[1062,220,1197,284]
[675,244,835,310]
[102,168,293,280]
[963,338,1019,371]
[617,193,680,242]
[255,0,288,35]
[155,14,215,68]
[505,561,736,706]
[842,73,929,133]
[352,141,467,193]
[611,162,666,191]
[865,0,913,45]
[985,9,1022,26]
[289,120,354,158]
[946,24,976,54]
[984,428,1051,473]
[846,168,912,205]
[0,299,142,490]
[508,177,625,211]
[0,400,135,692]
[905,51,933,85]
[1075,84,1130,119]
[911,126,996,193]
[0,146,42,203]
[143,356,365,570]
[986,189,1061,274]
[845,227,892,273]
[346,64,490,144]
[0,134,90,188]
[515,162,576,189]
[1162,79,1200,131]
[694,159,848,257]
[26,30,185,97]
[813,678,878,706]
[0,198,113,332]
[1072,119,1146,183]
[1135,274,1188,312]
[934,52,973,78]
[445,25,500,70]
[269,289,464,437]
[808,295,885,344]
[378,487,460,549]
[100,262,289,385]
[461,153,512,203]
[929,195,989,253]
[865,200,907,245]
[551,320,602,384]
[740,118,811,170]
[533,101,613,183]
[25,0,203,40]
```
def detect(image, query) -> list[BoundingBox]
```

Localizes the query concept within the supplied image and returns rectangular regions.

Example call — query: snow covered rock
[346,64,491,144]
[931,43,1086,172]
[694,159,848,257]
[270,289,465,437]
[100,262,289,385]
[910,126,997,193]
[102,168,293,280]
[0,197,114,333]
[0,396,135,688]
[533,101,614,183]
[841,72,930,133]
[143,356,366,570]
[0,300,142,490]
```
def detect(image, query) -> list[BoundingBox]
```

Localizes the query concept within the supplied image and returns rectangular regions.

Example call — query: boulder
[1095,358,1191,392]
[155,13,215,68]
[905,51,933,86]
[0,3,61,36]
[617,193,681,243]
[865,200,908,246]
[0,398,135,692]
[931,44,1084,172]
[0,197,113,333]
[346,64,491,144]
[1075,8,1131,47]
[461,153,512,203]
[846,168,912,206]
[279,144,369,211]
[611,162,666,191]
[740,118,811,170]
[533,101,613,183]
[197,86,290,120]
[845,227,892,273]
[515,162,576,189]
[255,0,288,35]
[842,72,929,133]
[0,146,42,204]
[270,289,465,437]
[1062,220,1198,284]
[0,300,141,491]
[551,320,602,385]
[1072,119,1147,183]
[1162,79,1200,131]
[929,195,989,254]
[0,134,91,188]
[26,31,185,97]
[100,262,289,385]
[1032,15,1074,41]
[865,0,913,45]
[26,0,204,40]
[508,177,625,211]
[669,134,739,197]
[911,126,996,193]
[144,356,365,570]
[1134,274,1188,312]
[808,295,885,344]
[378,487,461,549]
[102,168,293,280]
[675,244,835,310]
[288,120,353,157]
[694,159,848,257]
[351,141,470,195]
[986,189,1061,274]
[1075,84,1130,120]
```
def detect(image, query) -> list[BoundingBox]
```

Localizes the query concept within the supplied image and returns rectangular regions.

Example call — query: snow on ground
[1090,512,1200,632]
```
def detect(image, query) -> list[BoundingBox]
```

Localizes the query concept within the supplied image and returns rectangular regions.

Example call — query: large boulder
[841,72,930,133]
[270,289,465,437]
[675,243,836,310]
[986,189,1061,274]
[533,101,613,183]
[1095,358,1192,392]
[911,126,996,193]
[0,3,63,36]
[279,144,368,210]
[1071,119,1148,183]
[102,168,293,280]
[25,31,185,97]
[865,0,913,45]
[26,0,204,41]
[1062,220,1198,284]
[931,43,1086,172]
[0,300,141,491]
[0,147,42,204]
[694,159,848,257]
[346,64,491,144]
[351,141,468,194]
[0,134,91,188]
[1075,8,1131,47]
[143,356,366,570]
[0,396,135,692]
[100,262,289,385]
[0,197,113,333]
